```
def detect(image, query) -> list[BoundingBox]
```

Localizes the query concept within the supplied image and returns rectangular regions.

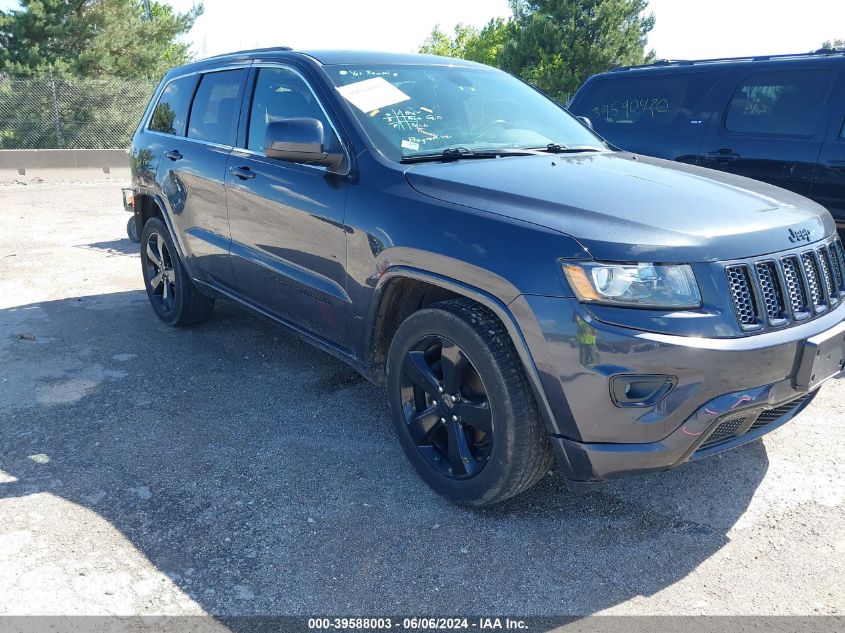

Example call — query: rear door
[698,64,837,196]
[811,75,845,229]
[568,70,722,163]
[154,67,248,288]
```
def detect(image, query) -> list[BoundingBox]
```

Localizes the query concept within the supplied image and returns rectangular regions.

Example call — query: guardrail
[0,149,130,181]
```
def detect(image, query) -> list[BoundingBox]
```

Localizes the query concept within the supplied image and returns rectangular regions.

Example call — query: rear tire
[140,217,214,326]
[386,299,553,506]
[127,217,139,243]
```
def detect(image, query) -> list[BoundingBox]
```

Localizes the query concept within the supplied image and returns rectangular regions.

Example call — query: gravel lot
[0,180,843,621]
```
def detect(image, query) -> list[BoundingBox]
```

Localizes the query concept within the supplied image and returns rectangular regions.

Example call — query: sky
[0,0,843,61]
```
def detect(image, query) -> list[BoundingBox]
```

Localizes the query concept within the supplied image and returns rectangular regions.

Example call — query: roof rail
[611,48,845,72]
[203,46,293,60]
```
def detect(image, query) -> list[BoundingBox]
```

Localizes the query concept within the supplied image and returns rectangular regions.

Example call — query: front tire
[140,217,214,326]
[386,299,553,506]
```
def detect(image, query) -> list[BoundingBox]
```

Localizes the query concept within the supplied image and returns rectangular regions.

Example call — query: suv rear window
[187,69,246,146]
[725,69,834,137]
[577,72,718,133]
[149,75,198,136]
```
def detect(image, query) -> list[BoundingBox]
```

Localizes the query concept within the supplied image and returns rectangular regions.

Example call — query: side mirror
[577,116,594,130]
[264,118,343,169]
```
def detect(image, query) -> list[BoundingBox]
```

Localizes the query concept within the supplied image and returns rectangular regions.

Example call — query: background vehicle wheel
[140,217,214,326]
[126,216,139,243]
[386,299,553,506]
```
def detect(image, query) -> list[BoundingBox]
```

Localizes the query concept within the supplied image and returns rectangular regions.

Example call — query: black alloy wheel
[400,335,494,479]
[144,230,177,314]
[139,217,214,326]
[386,299,553,506]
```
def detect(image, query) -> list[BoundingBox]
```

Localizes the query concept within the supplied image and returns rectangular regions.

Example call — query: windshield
[326,64,606,161]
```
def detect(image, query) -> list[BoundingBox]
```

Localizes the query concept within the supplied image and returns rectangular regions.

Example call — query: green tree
[419,0,655,102]
[500,0,655,101]
[822,38,844,49]
[419,18,509,67]
[0,0,203,79]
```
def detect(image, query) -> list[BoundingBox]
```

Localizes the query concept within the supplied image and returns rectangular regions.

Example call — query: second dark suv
[128,48,845,506]
[568,49,845,233]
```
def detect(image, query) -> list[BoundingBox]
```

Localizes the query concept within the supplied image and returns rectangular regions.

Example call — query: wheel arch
[133,190,189,264]
[366,266,560,438]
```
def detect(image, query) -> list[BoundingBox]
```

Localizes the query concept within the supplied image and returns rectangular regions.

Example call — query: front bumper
[510,294,845,487]
[551,383,818,488]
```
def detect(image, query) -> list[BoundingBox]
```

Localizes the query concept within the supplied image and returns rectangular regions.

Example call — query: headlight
[562,262,701,308]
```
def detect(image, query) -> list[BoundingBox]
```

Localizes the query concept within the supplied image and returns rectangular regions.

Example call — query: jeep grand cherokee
[127,48,845,506]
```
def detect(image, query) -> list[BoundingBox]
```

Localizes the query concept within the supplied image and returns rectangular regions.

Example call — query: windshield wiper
[533,143,605,153]
[400,147,547,164]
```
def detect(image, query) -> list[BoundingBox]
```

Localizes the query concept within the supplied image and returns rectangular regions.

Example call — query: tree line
[419,0,656,102]
[0,1,202,149]
[0,0,202,80]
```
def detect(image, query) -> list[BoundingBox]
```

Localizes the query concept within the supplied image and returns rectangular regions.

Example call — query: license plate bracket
[795,320,845,391]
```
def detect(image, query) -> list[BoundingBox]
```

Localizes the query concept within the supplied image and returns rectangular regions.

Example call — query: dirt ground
[0,180,843,621]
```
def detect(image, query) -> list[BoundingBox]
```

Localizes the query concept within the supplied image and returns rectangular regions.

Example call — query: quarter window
[247,67,335,153]
[725,69,834,137]
[187,69,246,146]
[149,75,198,136]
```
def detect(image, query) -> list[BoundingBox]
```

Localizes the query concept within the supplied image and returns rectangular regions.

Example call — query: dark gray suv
[127,48,845,506]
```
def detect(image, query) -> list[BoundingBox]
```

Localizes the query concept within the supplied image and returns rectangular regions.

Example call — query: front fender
[366,266,573,444]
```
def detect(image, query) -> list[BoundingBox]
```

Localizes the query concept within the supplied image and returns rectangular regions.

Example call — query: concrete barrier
[0,149,130,182]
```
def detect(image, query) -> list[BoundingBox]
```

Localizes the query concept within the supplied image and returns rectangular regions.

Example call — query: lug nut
[451,395,458,402]
[452,415,458,422]
[440,417,446,423]
[438,386,444,393]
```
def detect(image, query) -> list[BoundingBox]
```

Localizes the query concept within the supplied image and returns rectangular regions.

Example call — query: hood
[404,152,835,262]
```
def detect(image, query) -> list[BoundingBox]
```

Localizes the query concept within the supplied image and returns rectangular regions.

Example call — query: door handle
[163,150,183,161]
[229,166,256,180]
[705,148,740,161]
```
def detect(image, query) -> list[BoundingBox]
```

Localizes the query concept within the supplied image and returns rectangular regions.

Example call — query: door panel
[225,66,350,347]
[226,154,350,346]
[699,66,836,195]
[158,141,234,286]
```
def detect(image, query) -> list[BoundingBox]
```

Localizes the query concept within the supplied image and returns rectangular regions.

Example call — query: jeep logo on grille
[788,228,812,244]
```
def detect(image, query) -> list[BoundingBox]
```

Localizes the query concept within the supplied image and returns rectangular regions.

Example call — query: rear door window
[187,69,247,146]
[148,75,198,136]
[579,72,719,134]
[725,69,834,137]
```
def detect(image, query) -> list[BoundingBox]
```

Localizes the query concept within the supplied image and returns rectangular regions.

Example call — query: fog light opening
[610,375,677,408]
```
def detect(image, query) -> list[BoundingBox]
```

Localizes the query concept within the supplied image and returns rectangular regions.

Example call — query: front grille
[726,237,845,331]
[699,416,747,450]
[818,246,838,305]
[802,251,824,309]
[749,394,809,431]
[781,255,809,317]
[726,265,758,326]
[755,261,787,322]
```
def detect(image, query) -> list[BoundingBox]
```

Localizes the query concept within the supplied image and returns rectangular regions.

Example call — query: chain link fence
[0,73,158,149]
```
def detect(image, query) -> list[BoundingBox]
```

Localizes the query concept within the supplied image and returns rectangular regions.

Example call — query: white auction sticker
[337,77,411,113]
